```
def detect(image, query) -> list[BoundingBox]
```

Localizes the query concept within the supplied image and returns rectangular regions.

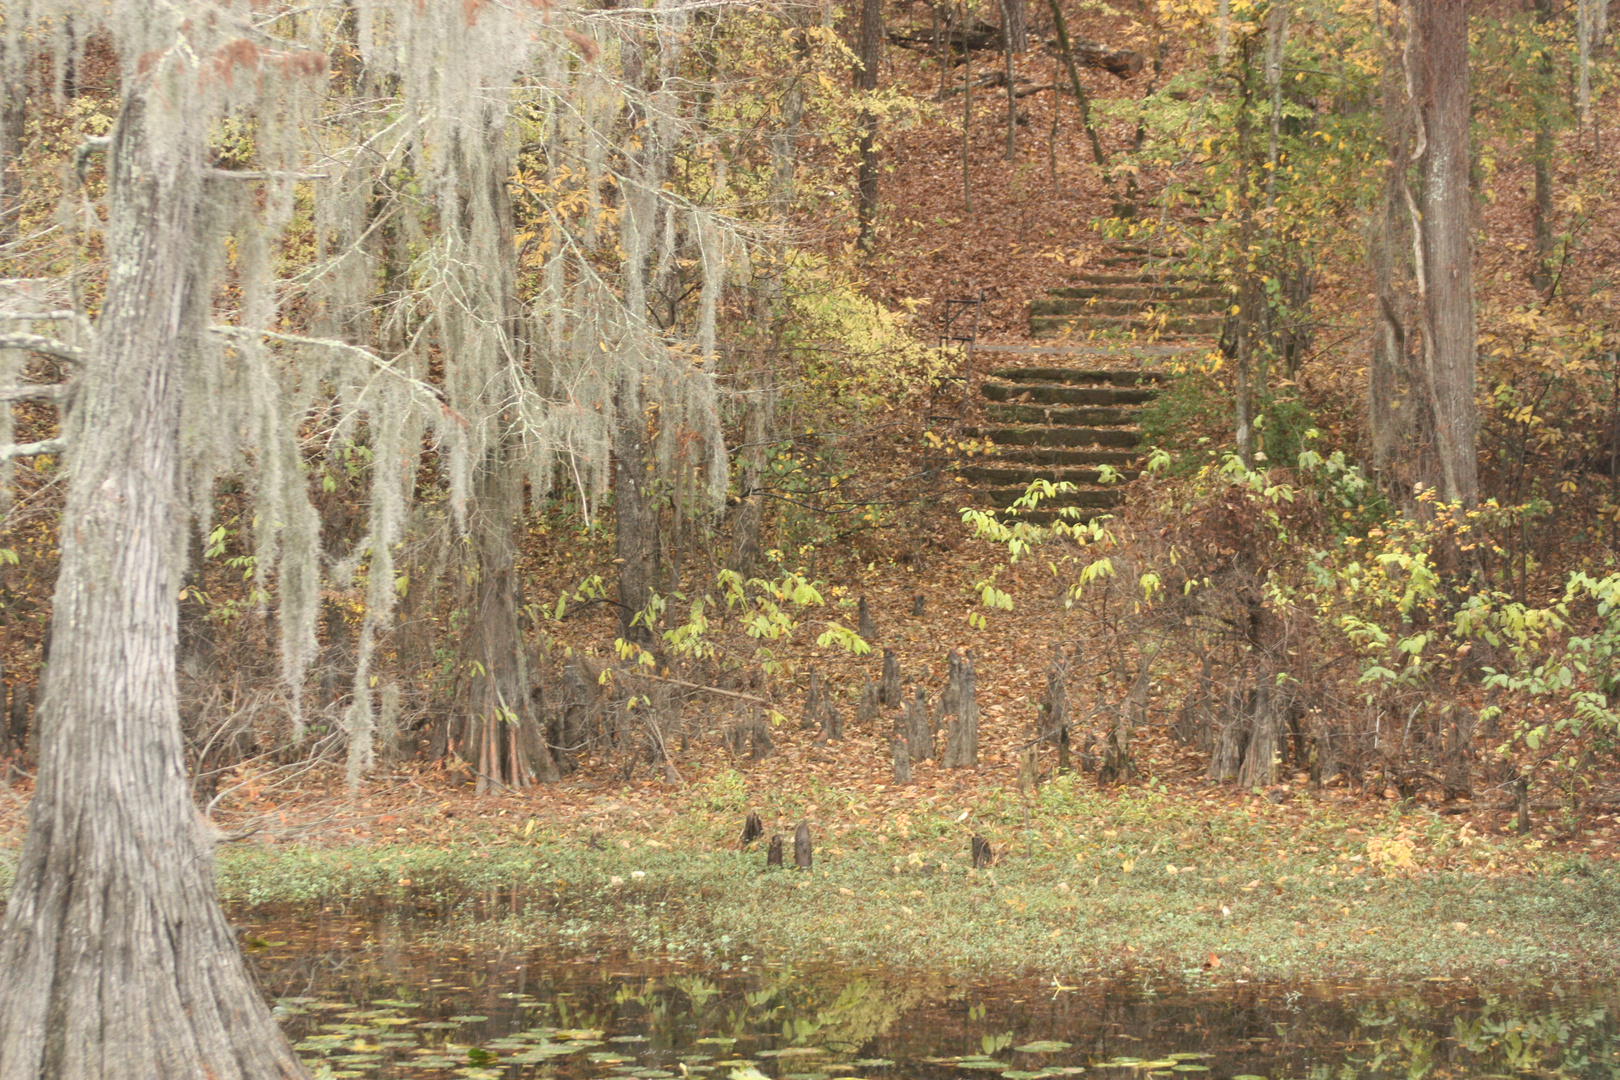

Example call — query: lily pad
[1014,1043,1072,1055]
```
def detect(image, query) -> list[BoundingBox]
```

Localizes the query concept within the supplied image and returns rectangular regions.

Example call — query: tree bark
[856,0,883,249]
[615,374,659,645]
[0,86,306,1080]
[0,40,26,245]
[1412,0,1478,505]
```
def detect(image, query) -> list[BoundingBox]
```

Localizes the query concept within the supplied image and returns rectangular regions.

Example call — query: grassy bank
[199,778,1620,984]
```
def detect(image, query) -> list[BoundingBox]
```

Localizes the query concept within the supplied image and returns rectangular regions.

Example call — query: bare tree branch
[0,332,86,364]
[0,383,72,404]
[0,437,67,461]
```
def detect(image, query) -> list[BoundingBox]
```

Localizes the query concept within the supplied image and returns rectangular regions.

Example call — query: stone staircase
[963,357,1170,522]
[1027,244,1228,340]
[952,244,1227,522]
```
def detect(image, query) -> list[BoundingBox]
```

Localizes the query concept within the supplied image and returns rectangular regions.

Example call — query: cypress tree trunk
[0,86,306,1080]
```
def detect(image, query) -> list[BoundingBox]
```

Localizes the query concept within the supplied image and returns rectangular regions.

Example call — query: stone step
[1030,313,1225,338]
[1051,284,1226,301]
[980,381,1158,406]
[983,486,1124,509]
[1073,272,1215,286]
[984,403,1140,426]
[993,506,1112,525]
[1031,296,1227,317]
[984,446,1143,467]
[965,425,1141,448]
[986,367,1170,386]
[957,464,1140,485]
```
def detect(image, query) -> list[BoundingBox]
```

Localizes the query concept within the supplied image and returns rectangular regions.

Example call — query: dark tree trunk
[0,87,306,1080]
[855,0,883,249]
[615,374,659,644]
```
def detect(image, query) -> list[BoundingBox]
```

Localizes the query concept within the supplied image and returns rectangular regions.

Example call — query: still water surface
[239,902,1620,1080]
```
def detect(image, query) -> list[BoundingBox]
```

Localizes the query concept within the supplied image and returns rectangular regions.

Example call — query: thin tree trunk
[0,86,306,1080]
[962,1,973,213]
[615,374,658,645]
[1369,2,1416,484]
[1046,0,1108,173]
[1529,0,1556,295]
[856,0,883,248]
[1000,0,1018,159]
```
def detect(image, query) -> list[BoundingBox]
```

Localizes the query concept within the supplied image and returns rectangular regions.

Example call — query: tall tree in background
[1413,0,1478,506]
[1368,0,1478,506]
[856,0,884,249]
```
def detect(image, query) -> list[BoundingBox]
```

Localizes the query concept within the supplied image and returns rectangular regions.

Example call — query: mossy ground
[198,777,1620,985]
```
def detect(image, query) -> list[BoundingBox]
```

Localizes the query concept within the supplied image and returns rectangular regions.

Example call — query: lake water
[240,900,1620,1080]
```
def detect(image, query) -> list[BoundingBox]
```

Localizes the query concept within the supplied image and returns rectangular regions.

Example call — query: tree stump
[904,687,933,762]
[878,649,902,706]
[971,834,995,868]
[858,595,877,642]
[767,835,784,867]
[940,650,980,768]
[740,811,764,849]
[794,821,813,869]
[891,734,912,784]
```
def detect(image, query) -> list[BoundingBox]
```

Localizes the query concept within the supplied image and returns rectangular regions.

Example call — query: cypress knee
[767,835,784,867]
[891,734,912,785]
[740,811,763,849]
[878,648,901,706]
[859,595,877,642]
[794,820,813,870]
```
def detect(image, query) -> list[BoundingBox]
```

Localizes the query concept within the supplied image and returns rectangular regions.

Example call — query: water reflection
[237,900,1620,1080]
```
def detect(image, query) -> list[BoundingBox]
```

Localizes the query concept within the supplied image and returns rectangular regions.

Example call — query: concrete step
[981,381,1158,406]
[984,486,1124,509]
[1051,284,1226,301]
[957,464,1140,485]
[992,506,1112,525]
[1030,313,1225,338]
[984,446,1143,467]
[965,425,1141,448]
[984,403,1140,426]
[1031,296,1226,317]
[986,367,1170,386]
[1073,272,1217,286]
